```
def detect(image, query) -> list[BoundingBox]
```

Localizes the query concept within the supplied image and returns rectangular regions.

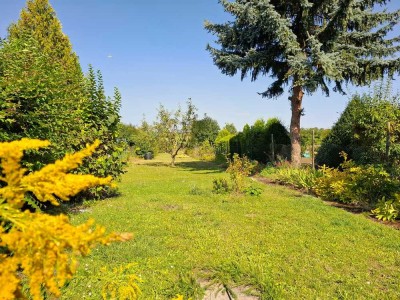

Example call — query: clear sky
[1,0,400,130]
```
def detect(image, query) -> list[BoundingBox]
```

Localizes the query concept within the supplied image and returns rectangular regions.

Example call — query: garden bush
[0,138,136,300]
[186,140,216,161]
[316,83,400,168]
[315,153,400,209]
[226,154,256,192]
[215,126,236,157]
[212,178,230,194]
[371,195,400,222]
[212,154,256,194]
[243,185,263,196]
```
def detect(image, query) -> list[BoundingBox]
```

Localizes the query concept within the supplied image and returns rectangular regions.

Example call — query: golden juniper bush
[0,138,136,300]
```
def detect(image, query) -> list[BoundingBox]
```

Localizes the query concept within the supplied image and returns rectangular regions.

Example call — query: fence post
[312,129,315,170]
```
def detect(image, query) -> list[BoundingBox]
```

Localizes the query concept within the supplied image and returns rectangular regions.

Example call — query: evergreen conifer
[206,0,400,166]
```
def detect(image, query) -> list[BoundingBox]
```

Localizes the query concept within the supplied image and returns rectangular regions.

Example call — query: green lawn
[63,154,400,299]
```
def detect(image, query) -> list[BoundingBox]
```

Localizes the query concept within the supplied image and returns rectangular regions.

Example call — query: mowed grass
[63,154,400,299]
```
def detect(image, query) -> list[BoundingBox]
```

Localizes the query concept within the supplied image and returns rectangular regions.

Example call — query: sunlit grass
[63,154,400,299]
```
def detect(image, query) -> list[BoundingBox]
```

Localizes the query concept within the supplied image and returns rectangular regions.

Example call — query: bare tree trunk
[171,145,183,167]
[290,85,304,167]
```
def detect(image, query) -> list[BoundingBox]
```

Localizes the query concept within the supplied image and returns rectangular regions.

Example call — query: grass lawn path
[64,154,400,299]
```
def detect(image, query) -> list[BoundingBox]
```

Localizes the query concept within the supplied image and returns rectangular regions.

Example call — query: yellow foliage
[100,263,142,300]
[226,153,255,192]
[0,139,134,300]
[171,295,192,300]
[0,138,112,208]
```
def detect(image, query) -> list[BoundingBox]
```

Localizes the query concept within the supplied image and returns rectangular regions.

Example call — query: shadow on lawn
[138,161,170,167]
[138,159,225,174]
[175,161,225,174]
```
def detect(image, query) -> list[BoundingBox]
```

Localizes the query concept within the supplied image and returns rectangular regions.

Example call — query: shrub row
[261,155,400,221]
[215,118,290,163]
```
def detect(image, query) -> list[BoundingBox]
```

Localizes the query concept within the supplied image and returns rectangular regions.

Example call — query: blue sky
[1,0,400,130]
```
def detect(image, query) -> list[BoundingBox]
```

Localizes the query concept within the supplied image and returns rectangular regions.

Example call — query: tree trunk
[290,85,304,167]
[171,154,176,167]
[171,146,182,167]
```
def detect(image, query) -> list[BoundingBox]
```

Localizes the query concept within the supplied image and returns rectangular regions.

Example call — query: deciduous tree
[154,99,197,166]
[191,114,220,145]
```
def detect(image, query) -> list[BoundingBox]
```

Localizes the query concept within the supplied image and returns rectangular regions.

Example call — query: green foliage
[229,118,290,163]
[271,166,323,193]
[212,178,230,194]
[371,196,400,222]
[186,140,216,161]
[0,1,125,200]
[154,99,197,166]
[226,153,255,192]
[215,130,235,158]
[300,128,330,155]
[243,185,263,197]
[119,123,139,147]
[191,114,220,146]
[206,0,400,166]
[66,156,400,299]
[0,33,85,169]
[214,124,239,158]
[75,69,126,199]
[317,83,400,168]
[131,120,159,158]
[212,154,256,194]
[315,153,400,207]
[259,162,279,177]
[222,123,237,135]
[8,0,81,75]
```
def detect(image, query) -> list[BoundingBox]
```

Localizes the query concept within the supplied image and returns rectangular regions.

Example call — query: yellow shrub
[315,152,399,207]
[0,139,135,300]
[100,263,142,299]
[172,295,192,300]
[226,154,255,192]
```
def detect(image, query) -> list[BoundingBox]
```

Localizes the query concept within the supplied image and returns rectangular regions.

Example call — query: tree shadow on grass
[175,161,225,174]
[137,161,171,167]
[135,158,225,174]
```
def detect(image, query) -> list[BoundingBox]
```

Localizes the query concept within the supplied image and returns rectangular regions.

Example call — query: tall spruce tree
[205,0,400,166]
